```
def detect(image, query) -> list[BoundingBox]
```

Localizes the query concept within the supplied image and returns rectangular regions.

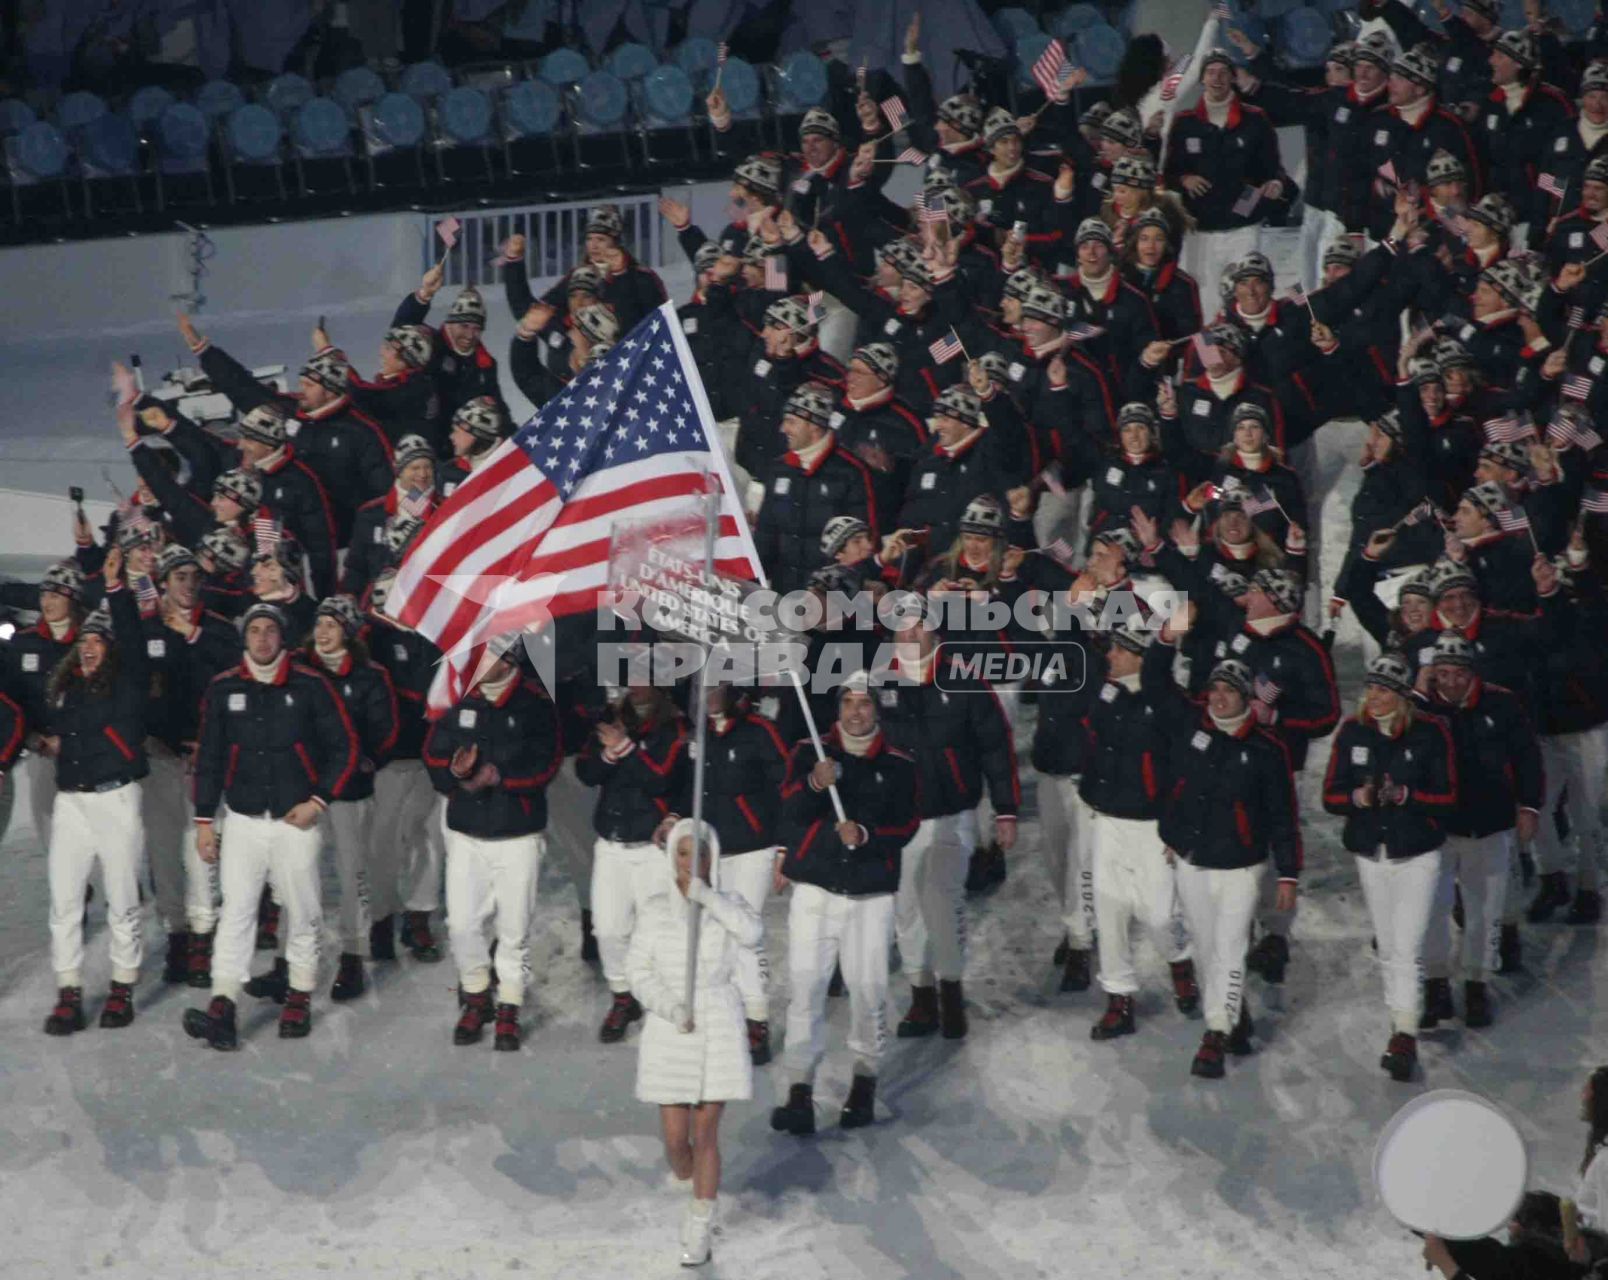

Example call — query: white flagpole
[661,302,848,823]
[1156,11,1223,175]
[682,485,719,1020]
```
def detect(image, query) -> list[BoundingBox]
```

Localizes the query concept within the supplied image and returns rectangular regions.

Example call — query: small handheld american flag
[1032,39,1069,98]
[134,574,159,615]
[1495,506,1532,534]
[880,97,908,133]
[1592,221,1608,253]
[1041,537,1077,568]
[1563,374,1596,403]
[1538,173,1566,200]
[1583,488,1608,513]
[1253,675,1282,704]
[929,329,965,364]
[1483,413,1536,444]
[897,144,930,165]
[1569,306,1588,331]
[1377,159,1397,187]
[919,196,949,225]
[716,41,728,66]
[1243,486,1280,517]
[1066,321,1106,343]
[1231,185,1260,217]
[806,291,827,325]
[436,216,461,250]
[1212,0,1232,19]
[1550,411,1603,449]
[252,514,281,555]
[400,487,433,520]
[763,254,787,291]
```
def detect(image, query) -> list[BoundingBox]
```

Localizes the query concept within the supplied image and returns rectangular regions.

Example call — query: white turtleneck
[254,446,287,472]
[313,646,346,674]
[1582,116,1608,150]
[246,652,286,683]
[839,725,878,756]
[478,667,517,704]
[1500,81,1527,115]
[988,160,1024,184]
[1246,612,1296,636]
[1397,95,1432,127]
[1207,368,1242,400]
[46,614,74,641]
[1112,669,1142,692]
[1204,94,1232,127]
[1374,707,1405,737]
[1079,266,1114,299]
[792,432,832,468]
[1209,707,1251,735]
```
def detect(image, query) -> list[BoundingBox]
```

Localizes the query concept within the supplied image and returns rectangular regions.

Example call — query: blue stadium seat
[360,92,427,189]
[81,112,138,172]
[333,66,387,114]
[399,61,454,101]
[575,70,629,128]
[1281,8,1333,65]
[57,92,107,132]
[15,120,70,177]
[641,65,694,122]
[1054,4,1105,34]
[440,86,494,144]
[152,102,214,209]
[1259,0,1302,19]
[196,80,246,120]
[502,80,562,136]
[292,97,352,154]
[0,99,35,135]
[673,37,720,89]
[608,42,659,82]
[1015,33,1055,88]
[369,92,426,146]
[992,7,1041,43]
[127,86,175,129]
[264,73,315,117]
[636,64,698,166]
[775,51,828,112]
[227,103,282,161]
[539,48,592,87]
[1556,0,1596,34]
[1076,24,1127,82]
[718,57,761,116]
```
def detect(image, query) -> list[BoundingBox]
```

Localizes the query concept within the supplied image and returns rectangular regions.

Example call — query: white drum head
[1373,1089,1528,1240]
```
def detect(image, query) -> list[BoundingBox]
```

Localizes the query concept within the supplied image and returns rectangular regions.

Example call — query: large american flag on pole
[387,302,763,713]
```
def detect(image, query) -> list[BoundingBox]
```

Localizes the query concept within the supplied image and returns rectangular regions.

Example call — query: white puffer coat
[628,849,762,1106]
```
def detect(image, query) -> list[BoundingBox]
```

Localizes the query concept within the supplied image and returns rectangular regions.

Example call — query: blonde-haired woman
[629,819,761,1267]
[1322,654,1457,1084]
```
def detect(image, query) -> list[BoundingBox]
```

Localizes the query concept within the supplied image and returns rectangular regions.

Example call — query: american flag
[918,195,949,225]
[1495,506,1532,534]
[716,41,728,66]
[1563,374,1596,403]
[1231,185,1261,217]
[1377,159,1397,187]
[1538,173,1566,199]
[400,487,434,521]
[1593,221,1608,252]
[1193,331,1225,374]
[1399,498,1440,528]
[1253,674,1281,703]
[1033,39,1070,98]
[929,329,965,364]
[1288,284,1309,310]
[252,514,281,555]
[1066,321,1108,342]
[1569,306,1588,331]
[881,97,908,133]
[1483,413,1536,443]
[763,254,787,291]
[897,144,930,165]
[1242,485,1280,516]
[134,574,159,616]
[1212,0,1232,18]
[857,62,867,92]
[1041,537,1077,568]
[111,362,139,407]
[1550,412,1603,449]
[1159,53,1191,102]
[436,216,461,250]
[806,291,827,325]
[387,304,762,713]
[1582,488,1608,513]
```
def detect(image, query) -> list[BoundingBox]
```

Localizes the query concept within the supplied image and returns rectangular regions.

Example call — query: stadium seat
[774,50,828,112]
[499,80,564,178]
[636,64,699,166]
[333,66,387,115]
[1556,0,1596,34]
[196,80,246,120]
[608,43,660,82]
[152,101,214,210]
[1015,33,1055,89]
[672,37,721,91]
[1280,7,1334,65]
[127,86,175,130]
[1054,4,1105,34]
[360,91,427,190]
[539,48,592,88]
[5,120,74,221]
[992,8,1041,43]
[0,100,35,136]
[571,70,632,172]
[79,112,142,216]
[1259,0,1302,17]
[399,61,454,102]
[222,103,287,203]
[264,73,315,117]
[433,86,496,183]
[1076,24,1127,83]
[290,96,357,196]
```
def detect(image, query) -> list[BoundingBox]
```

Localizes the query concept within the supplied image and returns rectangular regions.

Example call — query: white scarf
[1113,670,1142,692]
[1397,95,1431,127]
[791,433,832,468]
[1209,707,1251,735]
[46,615,74,641]
[1207,368,1242,400]
[478,667,517,704]
[1500,81,1527,115]
[1204,94,1232,127]
[314,647,346,674]
[840,726,878,756]
[1080,266,1114,299]
[1246,612,1296,636]
[246,652,286,683]
[1582,116,1608,150]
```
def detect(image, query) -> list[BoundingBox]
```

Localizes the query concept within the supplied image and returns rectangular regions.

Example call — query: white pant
[1038,773,1095,948]
[1090,812,1188,996]
[1355,849,1442,1034]
[445,828,543,1006]
[722,847,774,1020]
[592,837,659,994]
[49,784,145,986]
[1424,832,1512,982]
[783,883,894,1085]
[546,759,595,912]
[1180,225,1261,319]
[142,749,217,933]
[326,798,375,955]
[211,809,325,999]
[369,760,445,919]
[1174,861,1259,1033]
[1537,728,1608,888]
[25,751,57,852]
[894,810,977,986]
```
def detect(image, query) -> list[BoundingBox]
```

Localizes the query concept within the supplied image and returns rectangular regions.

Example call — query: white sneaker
[679,1199,714,1267]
